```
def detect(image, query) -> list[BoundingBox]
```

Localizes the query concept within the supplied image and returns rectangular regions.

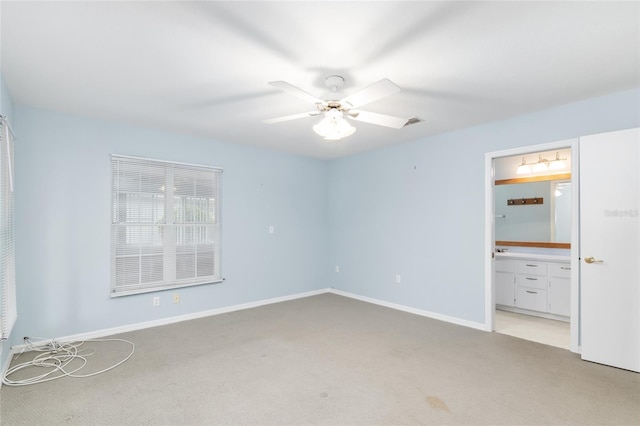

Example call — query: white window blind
[0,116,16,340]
[111,155,222,296]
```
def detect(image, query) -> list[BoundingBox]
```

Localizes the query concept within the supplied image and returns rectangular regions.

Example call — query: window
[0,116,16,340]
[111,155,222,296]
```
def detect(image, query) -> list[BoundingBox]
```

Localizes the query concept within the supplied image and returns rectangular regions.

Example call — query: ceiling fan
[263,75,422,140]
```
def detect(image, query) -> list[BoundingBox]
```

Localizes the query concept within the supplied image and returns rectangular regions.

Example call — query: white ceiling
[1,1,639,159]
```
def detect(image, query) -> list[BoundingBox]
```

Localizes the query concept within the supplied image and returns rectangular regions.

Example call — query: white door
[580,127,640,372]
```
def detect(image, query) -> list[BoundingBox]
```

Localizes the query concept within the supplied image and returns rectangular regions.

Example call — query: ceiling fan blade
[348,110,409,129]
[268,81,325,105]
[341,78,401,109]
[263,111,320,124]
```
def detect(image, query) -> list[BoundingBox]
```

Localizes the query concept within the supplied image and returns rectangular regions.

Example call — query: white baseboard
[328,288,489,331]
[8,288,488,352]
[3,287,489,384]
[496,305,570,323]
[7,288,328,354]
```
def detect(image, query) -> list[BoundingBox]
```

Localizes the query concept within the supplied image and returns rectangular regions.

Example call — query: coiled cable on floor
[2,337,135,386]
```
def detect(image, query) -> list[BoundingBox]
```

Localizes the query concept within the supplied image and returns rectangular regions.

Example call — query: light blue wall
[328,88,640,323]
[11,106,329,345]
[0,74,15,123]
[0,74,15,370]
[5,85,640,355]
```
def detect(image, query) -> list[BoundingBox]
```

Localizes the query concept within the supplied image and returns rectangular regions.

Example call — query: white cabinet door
[580,127,640,372]
[548,277,570,316]
[496,271,515,306]
[495,260,515,307]
[548,263,571,317]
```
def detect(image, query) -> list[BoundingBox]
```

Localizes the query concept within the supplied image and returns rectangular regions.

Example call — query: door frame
[484,138,580,353]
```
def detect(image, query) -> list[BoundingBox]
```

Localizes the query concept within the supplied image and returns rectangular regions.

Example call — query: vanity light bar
[516,152,567,174]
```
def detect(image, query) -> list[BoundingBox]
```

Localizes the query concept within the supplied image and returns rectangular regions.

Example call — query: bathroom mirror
[495,176,571,248]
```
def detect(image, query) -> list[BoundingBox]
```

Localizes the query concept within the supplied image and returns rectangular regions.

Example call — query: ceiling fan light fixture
[313,109,356,141]
[266,76,413,141]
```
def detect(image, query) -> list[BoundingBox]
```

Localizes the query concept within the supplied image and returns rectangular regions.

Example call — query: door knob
[584,256,603,264]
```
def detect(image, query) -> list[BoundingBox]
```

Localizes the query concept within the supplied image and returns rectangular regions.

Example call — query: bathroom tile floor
[495,309,570,350]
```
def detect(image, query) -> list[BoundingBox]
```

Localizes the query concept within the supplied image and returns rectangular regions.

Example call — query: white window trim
[111,154,223,297]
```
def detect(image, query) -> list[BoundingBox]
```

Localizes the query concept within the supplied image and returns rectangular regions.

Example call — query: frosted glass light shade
[313,109,356,141]
[516,157,531,174]
[532,154,549,172]
[532,162,548,172]
[549,152,566,170]
[549,160,565,170]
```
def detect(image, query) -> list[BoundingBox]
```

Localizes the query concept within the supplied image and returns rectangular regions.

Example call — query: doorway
[484,138,580,353]
[494,309,570,349]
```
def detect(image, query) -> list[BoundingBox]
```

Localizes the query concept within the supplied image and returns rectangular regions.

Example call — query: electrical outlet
[396,274,401,284]
[173,293,180,304]
[335,265,340,273]
[153,296,160,307]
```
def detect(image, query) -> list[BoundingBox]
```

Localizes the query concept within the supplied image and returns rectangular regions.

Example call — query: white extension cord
[2,337,135,386]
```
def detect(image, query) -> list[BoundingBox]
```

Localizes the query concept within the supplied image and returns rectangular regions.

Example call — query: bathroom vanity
[495,253,571,321]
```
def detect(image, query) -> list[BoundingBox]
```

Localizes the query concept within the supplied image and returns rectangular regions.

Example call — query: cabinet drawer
[516,261,547,276]
[549,262,571,278]
[495,260,515,273]
[516,287,547,312]
[516,274,547,290]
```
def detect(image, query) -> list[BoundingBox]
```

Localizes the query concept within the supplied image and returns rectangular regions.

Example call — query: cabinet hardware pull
[526,290,538,294]
[525,264,537,267]
[526,277,537,280]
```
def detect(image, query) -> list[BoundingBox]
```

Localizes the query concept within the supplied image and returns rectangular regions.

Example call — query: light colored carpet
[1,293,639,425]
